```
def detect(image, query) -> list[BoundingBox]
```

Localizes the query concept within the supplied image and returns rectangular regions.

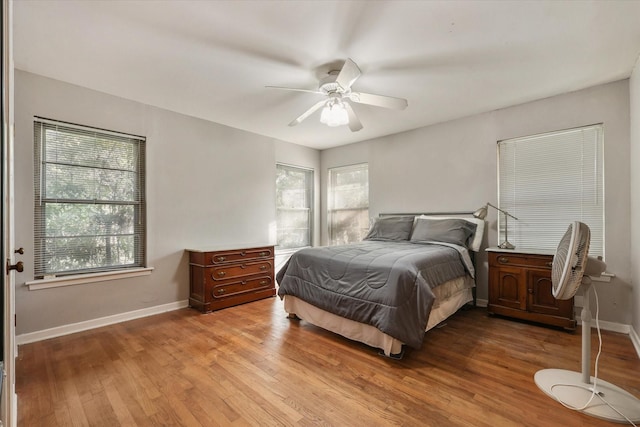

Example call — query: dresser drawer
[488,252,553,270]
[210,276,273,299]
[210,260,273,281]
[191,247,272,266]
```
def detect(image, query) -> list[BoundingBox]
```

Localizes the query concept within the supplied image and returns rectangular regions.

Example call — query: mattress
[282,275,474,356]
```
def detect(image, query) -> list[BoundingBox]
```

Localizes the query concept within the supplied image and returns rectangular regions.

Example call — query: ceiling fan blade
[335,58,361,91]
[288,100,327,127]
[349,92,408,110]
[266,86,323,95]
[343,102,363,132]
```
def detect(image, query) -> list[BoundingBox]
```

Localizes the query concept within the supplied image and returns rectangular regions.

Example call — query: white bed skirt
[282,275,474,356]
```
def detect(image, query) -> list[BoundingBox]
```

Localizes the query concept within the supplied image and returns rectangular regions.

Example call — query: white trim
[34,116,145,140]
[25,267,154,290]
[476,298,488,308]
[16,299,188,345]
[630,325,640,359]
[576,317,630,334]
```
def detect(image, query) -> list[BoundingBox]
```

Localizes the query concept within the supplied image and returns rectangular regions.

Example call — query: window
[276,164,313,249]
[34,118,146,277]
[498,124,604,256]
[328,163,369,245]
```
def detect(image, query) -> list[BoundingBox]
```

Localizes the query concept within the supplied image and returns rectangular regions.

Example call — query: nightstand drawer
[488,252,553,270]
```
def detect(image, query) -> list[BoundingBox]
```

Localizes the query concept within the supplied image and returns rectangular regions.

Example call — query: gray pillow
[410,218,477,247]
[363,216,414,241]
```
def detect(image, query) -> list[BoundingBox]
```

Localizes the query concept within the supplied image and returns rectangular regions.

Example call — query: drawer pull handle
[241,251,246,256]
[260,280,266,285]
[259,252,267,257]
[546,261,553,268]
[216,256,226,262]
[218,271,226,277]
[241,281,247,285]
[498,256,509,264]
[217,289,225,294]
[260,265,267,270]
[241,264,247,269]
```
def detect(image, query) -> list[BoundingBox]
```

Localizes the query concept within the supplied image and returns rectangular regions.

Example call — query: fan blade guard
[552,221,590,300]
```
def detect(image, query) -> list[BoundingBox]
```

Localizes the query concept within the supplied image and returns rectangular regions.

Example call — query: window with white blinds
[498,124,604,257]
[34,118,146,277]
[328,163,369,246]
[276,164,313,249]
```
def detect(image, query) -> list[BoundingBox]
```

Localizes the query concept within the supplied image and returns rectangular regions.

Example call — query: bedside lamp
[473,203,519,250]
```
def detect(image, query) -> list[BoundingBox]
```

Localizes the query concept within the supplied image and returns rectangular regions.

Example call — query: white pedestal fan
[534,221,640,424]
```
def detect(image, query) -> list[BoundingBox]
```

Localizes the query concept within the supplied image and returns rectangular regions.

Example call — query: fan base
[535,369,640,423]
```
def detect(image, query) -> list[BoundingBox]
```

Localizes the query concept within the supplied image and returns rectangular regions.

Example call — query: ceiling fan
[266,58,408,132]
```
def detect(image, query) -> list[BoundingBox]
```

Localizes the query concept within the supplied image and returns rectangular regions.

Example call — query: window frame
[33,117,147,279]
[275,163,314,250]
[327,162,369,246]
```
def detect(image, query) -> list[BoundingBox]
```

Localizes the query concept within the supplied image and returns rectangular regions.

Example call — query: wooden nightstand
[486,248,576,330]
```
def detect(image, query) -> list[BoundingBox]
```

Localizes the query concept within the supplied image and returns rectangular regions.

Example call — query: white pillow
[416,215,485,252]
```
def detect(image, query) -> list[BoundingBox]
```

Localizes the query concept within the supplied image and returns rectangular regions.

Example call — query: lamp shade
[473,205,488,219]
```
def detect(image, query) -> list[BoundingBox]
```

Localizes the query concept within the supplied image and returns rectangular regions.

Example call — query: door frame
[1,0,17,425]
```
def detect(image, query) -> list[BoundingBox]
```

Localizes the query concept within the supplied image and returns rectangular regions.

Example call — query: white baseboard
[630,325,640,359]
[475,298,488,307]
[16,300,189,345]
[576,317,630,334]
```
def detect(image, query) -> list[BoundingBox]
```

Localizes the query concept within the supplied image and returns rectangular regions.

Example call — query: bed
[276,213,485,358]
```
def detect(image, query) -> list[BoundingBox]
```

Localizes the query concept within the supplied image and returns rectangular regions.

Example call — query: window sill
[275,246,310,256]
[25,267,154,291]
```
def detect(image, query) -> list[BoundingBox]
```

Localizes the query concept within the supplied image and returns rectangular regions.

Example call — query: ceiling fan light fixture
[320,101,349,127]
[270,58,407,132]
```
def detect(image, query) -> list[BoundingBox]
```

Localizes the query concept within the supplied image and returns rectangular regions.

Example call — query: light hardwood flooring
[16,297,640,426]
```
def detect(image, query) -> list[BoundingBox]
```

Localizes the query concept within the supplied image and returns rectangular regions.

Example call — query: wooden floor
[17,297,640,426]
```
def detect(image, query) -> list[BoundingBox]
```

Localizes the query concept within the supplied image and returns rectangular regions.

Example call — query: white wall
[321,80,631,325]
[14,70,320,335]
[630,56,640,344]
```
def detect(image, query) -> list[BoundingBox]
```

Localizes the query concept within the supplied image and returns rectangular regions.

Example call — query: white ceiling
[13,0,640,150]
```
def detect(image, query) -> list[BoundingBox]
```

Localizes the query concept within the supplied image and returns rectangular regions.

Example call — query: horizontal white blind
[34,118,146,277]
[498,125,604,257]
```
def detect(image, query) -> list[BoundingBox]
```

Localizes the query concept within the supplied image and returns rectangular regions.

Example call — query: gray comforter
[276,240,473,349]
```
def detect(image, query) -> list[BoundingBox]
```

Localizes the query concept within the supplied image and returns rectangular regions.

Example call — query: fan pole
[581,281,592,385]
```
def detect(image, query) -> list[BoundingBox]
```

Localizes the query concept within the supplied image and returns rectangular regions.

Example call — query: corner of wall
[631,53,640,342]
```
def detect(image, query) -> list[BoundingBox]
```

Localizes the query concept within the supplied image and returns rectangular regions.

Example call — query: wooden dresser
[487,248,575,330]
[187,244,276,313]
